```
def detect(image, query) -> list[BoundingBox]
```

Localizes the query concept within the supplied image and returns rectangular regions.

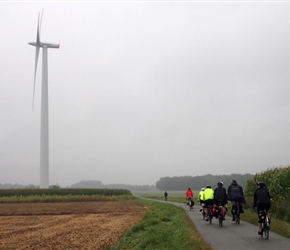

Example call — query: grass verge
[110,198,211,250]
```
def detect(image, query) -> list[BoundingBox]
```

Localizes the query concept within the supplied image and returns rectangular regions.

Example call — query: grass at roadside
[111,198,211,250]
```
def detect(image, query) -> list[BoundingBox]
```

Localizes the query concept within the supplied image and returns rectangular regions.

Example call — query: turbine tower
[29,12,60,188]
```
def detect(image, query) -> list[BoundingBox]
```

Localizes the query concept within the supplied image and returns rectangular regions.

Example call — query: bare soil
[0,201,147,250]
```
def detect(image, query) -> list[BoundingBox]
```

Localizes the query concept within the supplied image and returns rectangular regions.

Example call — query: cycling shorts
[215,199,227,206]
[257,203,271,215]
[204,199,214,208]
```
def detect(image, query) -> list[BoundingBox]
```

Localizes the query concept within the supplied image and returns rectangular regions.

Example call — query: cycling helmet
[206,185,211,188]
[201,188,205,191]
[217,181,223,187]
[257,181,265,187]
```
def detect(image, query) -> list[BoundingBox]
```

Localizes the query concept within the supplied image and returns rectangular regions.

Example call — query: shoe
[232,216,235,221]
[258,231,263,235]
[199,208,202,212]
[223,217,225,220]
[205,217,209,221]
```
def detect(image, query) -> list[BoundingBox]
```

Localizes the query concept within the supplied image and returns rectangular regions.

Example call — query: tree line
[0,181,158,191]
[70,180,158,191]
[0,173,253,191]
[155,173,253,191]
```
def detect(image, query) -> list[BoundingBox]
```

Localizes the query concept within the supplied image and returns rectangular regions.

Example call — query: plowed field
[0,200,147,250]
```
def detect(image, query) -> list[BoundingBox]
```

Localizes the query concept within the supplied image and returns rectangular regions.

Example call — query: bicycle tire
[188,199,194,211]
[265,227,269,240]
[219,216,223,227]
[209,206,213,224]
[218,206,223,227]
[235,211,240,224]
[236,214,240,224]
[264,220,270,239]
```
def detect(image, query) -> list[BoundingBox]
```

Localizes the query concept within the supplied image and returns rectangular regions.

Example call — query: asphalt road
[170,201,290,250]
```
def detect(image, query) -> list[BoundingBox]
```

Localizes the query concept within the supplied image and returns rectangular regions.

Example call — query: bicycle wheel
[209,208,213,224]
[260,223,265,238]
[188,199,191,210]
[235,211,240,224]
[265,227,269,239]
[219,215,223,227]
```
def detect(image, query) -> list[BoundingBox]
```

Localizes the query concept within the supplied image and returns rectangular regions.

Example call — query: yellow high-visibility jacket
[198,190,204,202]
[203,188,214,200]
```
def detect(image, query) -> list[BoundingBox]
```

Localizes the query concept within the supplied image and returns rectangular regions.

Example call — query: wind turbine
[29,12,60,188]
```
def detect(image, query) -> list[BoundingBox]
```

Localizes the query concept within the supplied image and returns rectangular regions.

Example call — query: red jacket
[186,189,193,198]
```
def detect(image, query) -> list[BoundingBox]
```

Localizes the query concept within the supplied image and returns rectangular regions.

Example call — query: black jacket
[254,188,271,206]
[214,186,227,201]
[227,183,244,201]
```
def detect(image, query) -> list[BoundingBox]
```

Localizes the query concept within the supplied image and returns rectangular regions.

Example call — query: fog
[1,1,290,187]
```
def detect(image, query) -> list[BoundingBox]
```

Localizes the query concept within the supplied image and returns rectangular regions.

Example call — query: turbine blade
[32,47,40,110]
[39,10,43,43]
[37,13,40,44]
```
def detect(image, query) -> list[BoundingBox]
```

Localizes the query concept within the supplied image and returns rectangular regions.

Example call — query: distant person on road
[214,181,227,219]
[164,191,168,201]
[227,179,245,221]
[203,185,214,221]
[198,187,205,212]
[253,181,271,235]
[186,187,194,204]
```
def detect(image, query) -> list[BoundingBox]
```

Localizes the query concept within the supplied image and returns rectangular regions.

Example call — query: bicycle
[216,202,224,227]
[232,202,241,224]
[164,191,168,201]
[187,198,194,211]
[201,203,206,220]
[208,204,213,224]
[259,209,270,240]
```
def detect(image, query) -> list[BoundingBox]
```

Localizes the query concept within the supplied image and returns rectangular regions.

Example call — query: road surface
[171,201,290,250]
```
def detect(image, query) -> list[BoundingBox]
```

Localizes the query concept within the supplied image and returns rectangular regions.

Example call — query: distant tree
[70,180,103,188]
[50,184,60,189]
[24,184,39,189]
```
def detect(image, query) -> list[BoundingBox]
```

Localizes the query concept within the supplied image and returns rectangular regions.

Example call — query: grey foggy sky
[1,1,290,187]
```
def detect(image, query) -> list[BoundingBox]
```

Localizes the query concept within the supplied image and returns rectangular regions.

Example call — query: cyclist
[198,187,205,212]
[186,188,194,206]
[227,179,245,221]
[253,181,271,235]
[164,191,168,201]
[214,181,227,220]
[203,185,214,221]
